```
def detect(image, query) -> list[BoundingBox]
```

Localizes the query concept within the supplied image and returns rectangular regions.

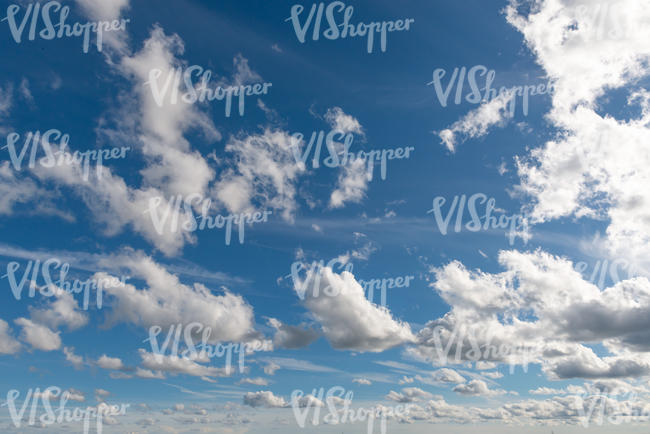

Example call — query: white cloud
[28,288,88,331]
[238,377,269,386]
[139,350,231,378]
[0,162,53,216]
[324,107,364,136]
[295,266,415,352]
[329,158,370,208]
[352,378,372,385]
[437,91,514,152]
[135,367,165,379]
[119,26,218,199]
[26,29,263,256]
[260,357,340,373]
[74,0,130,53]
[386,387,435,403]
[292,394,325,408]
[0,319,20,354]
[97,354,125,370]
[243,391,288,408]
[75,0,129,21]
[430,368,466,384]
[214,129,305,221]
[94,388,111,401]
[320,107,370,209]
[63,346,85,369]
[529,387,568,395]
[410,249,650,381]
[14,318,61,351]
[66,388,86,402]
[98,253,257,343]
[453,379,506,397]
[504,0,650,274]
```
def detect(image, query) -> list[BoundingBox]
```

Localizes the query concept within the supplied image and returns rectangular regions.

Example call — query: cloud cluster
[410,249,650,380]
[503,0,650,274]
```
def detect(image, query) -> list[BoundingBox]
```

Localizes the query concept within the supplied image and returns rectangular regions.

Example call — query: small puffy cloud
[243,391,288,408]
[329,158,370,209]
[437,92,514,152]
[386,387,435,403]
[292,394,325,408]
[238,377,269,386]
[29,289,88,331]
[135,368,165,379]
[430,368,466,384]
[65,388,85,402]
[96,354,125,371]
[94,388,111,401]
[139,349,231,378]
[453,379,506,397]
[324,107,364,136]
[14,318,60,351]
[63,346,85,369]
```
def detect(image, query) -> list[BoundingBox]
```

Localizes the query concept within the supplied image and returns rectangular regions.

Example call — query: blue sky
[0,0,649,432]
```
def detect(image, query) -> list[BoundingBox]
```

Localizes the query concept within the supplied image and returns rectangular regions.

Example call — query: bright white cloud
[295,266,415,352]
[325,107,364,136]
[504,0,650,274]
[437,92,514,152]
[329,158,370,209]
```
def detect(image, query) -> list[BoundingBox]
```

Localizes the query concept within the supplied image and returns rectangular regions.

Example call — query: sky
[0,0,649,432]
